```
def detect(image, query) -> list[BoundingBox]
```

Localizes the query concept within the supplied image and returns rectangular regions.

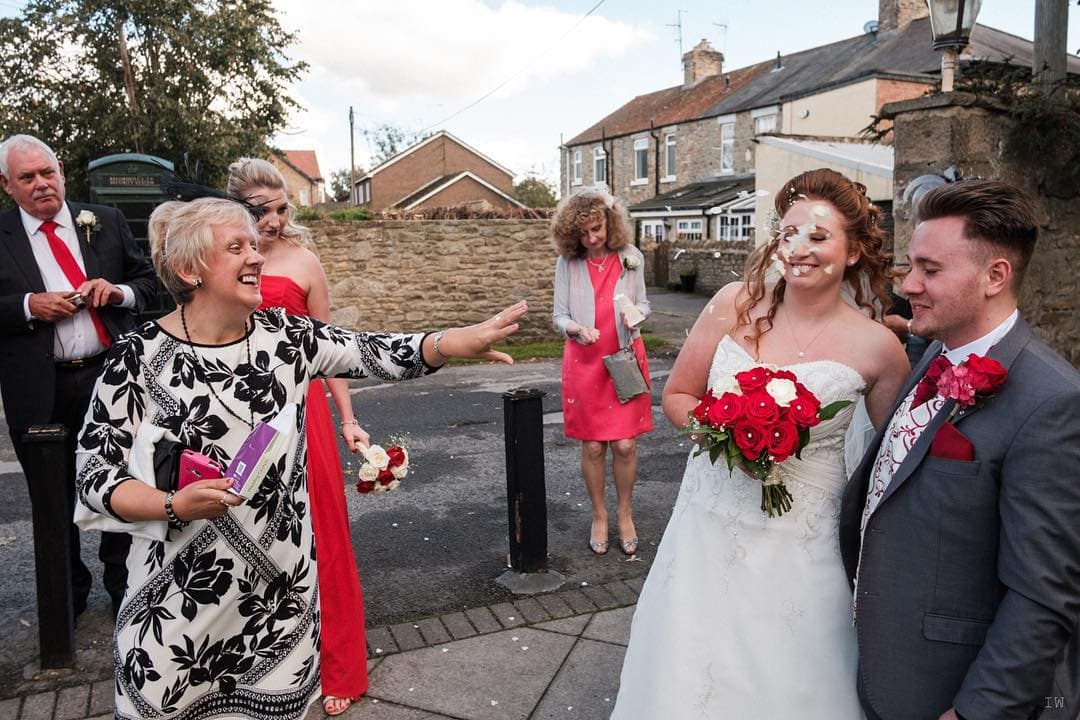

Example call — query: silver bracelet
[432,330,448,359]
[164,490,189,529]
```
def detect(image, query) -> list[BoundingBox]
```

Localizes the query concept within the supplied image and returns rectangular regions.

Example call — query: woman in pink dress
[552,185,653,556]
[228,159,368,716]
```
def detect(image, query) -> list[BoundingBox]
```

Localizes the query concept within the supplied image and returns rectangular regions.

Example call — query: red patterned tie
[39,220,112,348]
[911,354,952,408]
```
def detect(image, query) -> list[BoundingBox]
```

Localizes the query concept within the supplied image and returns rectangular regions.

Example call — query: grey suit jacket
[0,201,156,431]
[839,317,1080,720]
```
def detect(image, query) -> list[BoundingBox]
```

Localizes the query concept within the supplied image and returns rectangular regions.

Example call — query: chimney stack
[683,39,724,87]
[878,0,929,33]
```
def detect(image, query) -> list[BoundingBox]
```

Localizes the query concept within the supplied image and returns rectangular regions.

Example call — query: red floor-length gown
[561,258,654,440]
[259,275,368,700]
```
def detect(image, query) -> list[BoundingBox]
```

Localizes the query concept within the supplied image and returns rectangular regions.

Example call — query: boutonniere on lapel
[913,353,1008,418]
[75,210,100,245]
[621,256,640,277]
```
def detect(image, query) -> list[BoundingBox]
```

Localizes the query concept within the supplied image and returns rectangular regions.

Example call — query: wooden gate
[652,244,669,287]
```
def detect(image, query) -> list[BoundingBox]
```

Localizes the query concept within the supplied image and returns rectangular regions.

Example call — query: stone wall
[884,93,1080,366]
[306,219,559,344]
[640,235,754,296]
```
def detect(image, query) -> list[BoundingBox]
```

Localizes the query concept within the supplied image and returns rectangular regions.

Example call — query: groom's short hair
[916,179,1038,290]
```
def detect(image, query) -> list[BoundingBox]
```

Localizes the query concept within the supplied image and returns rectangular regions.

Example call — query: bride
[611,169,910,718]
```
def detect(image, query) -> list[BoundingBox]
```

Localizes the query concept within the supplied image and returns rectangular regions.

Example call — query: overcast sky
[3,0,1077,187]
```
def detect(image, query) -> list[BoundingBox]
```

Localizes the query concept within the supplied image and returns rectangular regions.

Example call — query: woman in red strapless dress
[229,159,368,717]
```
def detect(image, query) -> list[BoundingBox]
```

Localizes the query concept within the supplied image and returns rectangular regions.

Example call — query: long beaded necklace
[586,253,611,272]
[180,304,255,429]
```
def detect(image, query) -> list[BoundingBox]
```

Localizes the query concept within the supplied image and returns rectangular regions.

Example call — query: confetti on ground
[442,647,449,653]
[0,536,16,545]
[375,647,383,654]
[512,636,519,641]
[491,700,499,706]
[521,646,529,651]
[581,581,589,586]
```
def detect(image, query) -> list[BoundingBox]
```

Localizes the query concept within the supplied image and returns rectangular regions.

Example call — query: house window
[718,122,735,173]
[640,220,666,241]
[676,219,703,240]
[754,113,777,135]
[593,146,607,186]
[572,150,582,185]
[719,212,755,240]
[299,188,310,207]
[663,133,677,180]
[740,212,754,240]
[633,138,649,184]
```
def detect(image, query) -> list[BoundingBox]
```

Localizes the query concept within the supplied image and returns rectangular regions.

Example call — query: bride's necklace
[784,310,837,359]
[586,253,611,272]
[180,304,255,429]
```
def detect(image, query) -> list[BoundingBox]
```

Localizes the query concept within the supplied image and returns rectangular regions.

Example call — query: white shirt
[19,205,136,360]
[941,309,1018,365]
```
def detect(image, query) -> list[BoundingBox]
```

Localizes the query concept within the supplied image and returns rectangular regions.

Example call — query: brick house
[561,0,1068,250]
[354,131,524,212]
[271,150,325,206]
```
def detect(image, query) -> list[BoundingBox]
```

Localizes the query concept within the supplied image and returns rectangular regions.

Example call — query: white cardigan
[552,245,651,348]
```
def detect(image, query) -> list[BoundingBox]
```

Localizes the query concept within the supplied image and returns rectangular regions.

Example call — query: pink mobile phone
[178,449,223,489]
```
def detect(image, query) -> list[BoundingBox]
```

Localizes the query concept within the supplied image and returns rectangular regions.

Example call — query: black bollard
[502,388,548,573]
[22,424,76,668]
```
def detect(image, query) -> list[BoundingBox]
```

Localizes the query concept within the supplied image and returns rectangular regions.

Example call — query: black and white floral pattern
[76,309,433,720]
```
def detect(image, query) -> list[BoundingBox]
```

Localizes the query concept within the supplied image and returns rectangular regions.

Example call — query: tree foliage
[513,175,557,208]
[328,167,364,202]
[0,0,307,197]
[362,124,431,166]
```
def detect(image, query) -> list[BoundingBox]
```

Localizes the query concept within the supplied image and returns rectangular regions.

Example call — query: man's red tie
[39,220,111,348]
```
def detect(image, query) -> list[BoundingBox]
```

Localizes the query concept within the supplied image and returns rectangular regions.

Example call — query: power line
[416,0,608,134]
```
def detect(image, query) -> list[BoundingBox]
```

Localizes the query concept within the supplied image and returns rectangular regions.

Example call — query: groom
[840,180,1080,720]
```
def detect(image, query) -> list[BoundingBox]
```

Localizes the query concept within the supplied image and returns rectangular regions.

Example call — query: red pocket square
[930,421,975,461]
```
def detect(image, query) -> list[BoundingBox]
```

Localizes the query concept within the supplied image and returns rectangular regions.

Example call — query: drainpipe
[649,120,661,197]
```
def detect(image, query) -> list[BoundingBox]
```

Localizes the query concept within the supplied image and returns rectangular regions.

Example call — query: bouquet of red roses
[356,442,409,494]
[684,366,851,517]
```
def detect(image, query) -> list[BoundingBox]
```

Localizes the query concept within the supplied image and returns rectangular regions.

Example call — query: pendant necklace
[180,304,255,429]
[785,310,836,359]
[587,254,610,272]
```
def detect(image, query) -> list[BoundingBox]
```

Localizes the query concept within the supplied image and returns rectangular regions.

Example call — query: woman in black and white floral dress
[74,197,526,720]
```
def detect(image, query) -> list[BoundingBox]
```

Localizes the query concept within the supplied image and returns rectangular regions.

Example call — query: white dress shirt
[19,205,136,361]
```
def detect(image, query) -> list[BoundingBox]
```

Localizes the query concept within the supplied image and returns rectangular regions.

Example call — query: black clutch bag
[152,438,185,492]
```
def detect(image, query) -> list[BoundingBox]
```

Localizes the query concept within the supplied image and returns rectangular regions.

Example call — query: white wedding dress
[612,336,866,720]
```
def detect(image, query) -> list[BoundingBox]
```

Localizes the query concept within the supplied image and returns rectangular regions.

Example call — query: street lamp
[925,0,983,92]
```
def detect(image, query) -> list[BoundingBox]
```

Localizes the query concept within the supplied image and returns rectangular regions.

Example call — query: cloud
[274,0,651,103]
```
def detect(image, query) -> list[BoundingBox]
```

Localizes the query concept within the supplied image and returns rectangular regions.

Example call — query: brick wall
[413,176,518,212]
[272,158,320,207]
[371,135,514,211]
[306,219,558,343]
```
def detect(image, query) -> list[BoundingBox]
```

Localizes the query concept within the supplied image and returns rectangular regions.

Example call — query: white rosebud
[358,462,379,482]
[714,375,741,396]
[391,463,408,479]
[765,378,798,407]
[76,210,96,226]
[363,444,390,470]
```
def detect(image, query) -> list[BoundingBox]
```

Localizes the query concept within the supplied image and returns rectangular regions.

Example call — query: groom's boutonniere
[75,210,100,245]
[621,256,640,276]
[914,353,1007,415]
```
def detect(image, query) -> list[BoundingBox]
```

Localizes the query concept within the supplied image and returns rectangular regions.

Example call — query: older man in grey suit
[840,180,1080,720]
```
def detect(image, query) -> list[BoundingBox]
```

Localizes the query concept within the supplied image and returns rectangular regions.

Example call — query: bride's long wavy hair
[737,168,894,350]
